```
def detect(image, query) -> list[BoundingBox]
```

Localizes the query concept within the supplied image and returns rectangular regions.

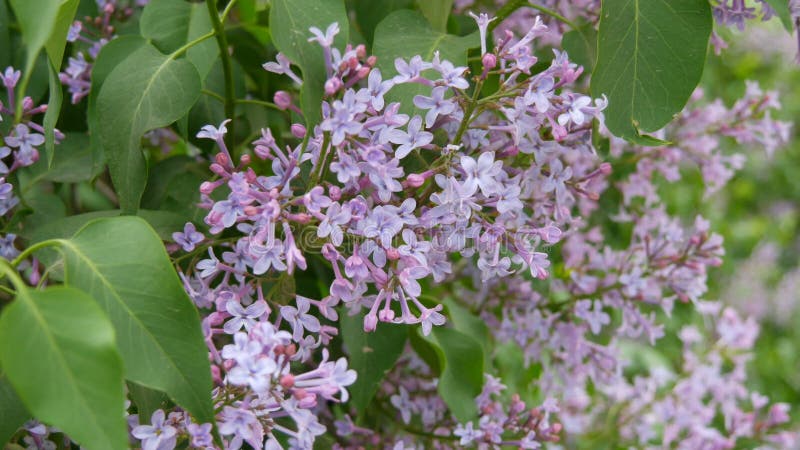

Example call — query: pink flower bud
[482,53,497,70]
[405,173,426,188]
[328,185,342,201]
[239,154,251,165]
[274,90,292,109]
[209,163,227,176]
[280,374,295,388]
[215,152,230,167]
[291,123,306,138]
[363,313,378,332]
[378,309,395,322]
[324,77,342,96]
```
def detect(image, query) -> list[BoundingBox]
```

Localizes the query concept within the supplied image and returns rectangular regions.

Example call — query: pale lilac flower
[196,119,231,141]
[414,86,456,127]
[5,124,44,166]
[387,115,433,159]
[262,53,303,85]
[173,222,204,252]
[131,410,177,450]
[557,95,592,126]
[281,297,321,341]
[468,12,496,55]
[218,406,263,450]
[224,300,268,334]
[308,22,339,48]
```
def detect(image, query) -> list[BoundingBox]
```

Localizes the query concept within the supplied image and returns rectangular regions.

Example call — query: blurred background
[666,20,800,424]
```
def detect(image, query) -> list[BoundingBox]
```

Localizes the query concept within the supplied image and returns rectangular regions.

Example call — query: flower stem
[206,0,236,150]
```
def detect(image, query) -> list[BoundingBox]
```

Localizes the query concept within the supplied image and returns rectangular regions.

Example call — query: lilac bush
[0,0,798,449]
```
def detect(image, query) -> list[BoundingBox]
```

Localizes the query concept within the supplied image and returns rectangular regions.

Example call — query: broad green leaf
[88,36,148,177]
[373,10,478,116]
[0,285,127,450]
[0,375,27,445]
[9,0,60,77]
[97,43,201,212]
[422,327,483,422]
[591,0,711,144]
[12,0,79,165]
[0,1,11,68]
[416,0,453,31]
[57,217,215,425]
[351,0,413,45]
[24,209,187,244]
[18,133,97,189]
[269,0,349,127]
[764,0,793,31]
[140,0,218,79]
[127,381,171,425]
[442,298,490,361]
[340,313,408,414]
[561,24,597,73]
[43,0,80,66]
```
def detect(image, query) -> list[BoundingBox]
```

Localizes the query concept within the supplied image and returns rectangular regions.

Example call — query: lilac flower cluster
[594,302,795,448]
[334,351,562,448]
[0,67,60,277]
[60,0,145,104]
[139,15,613,448]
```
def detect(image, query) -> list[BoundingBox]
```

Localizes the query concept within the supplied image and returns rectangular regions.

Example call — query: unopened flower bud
[482,53,497,70]
[366,55,377,67]
[386,247,400,260]
[363,313,378,332]
[328,185,342,201]
[215,152,229,167]
[378,309,395,322]
[239,154,251,165]
[324,77,342,96]
[291,123,306,138]
[405,173,426,188]
[274,90,292,109]
[280,374,295,388]
[209,163,227,176]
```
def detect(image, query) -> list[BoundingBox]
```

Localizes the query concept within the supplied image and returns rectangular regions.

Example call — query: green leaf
[269,0,349,127]
[442,299,490,362]
[340,313,408,414]
[416,0,453,31]
[0,285,127,450]
[97,43,202,212]
[351,0,413,44]
[373,10,478,116]
[11,0,78,165]
[591,0,711,144]
[561,24,597,73]
[140,0,218,79]
[0,375,27,445]
[127,381,171,425]
[43,0,80,67]
[56,217,215,425]
[764,0,793,31]
[23,209,188,244]
[42,63,63,167]
[88,36,148,177]
[421,327,483,423]
[9,0,60,76]
[0,1,11,68]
